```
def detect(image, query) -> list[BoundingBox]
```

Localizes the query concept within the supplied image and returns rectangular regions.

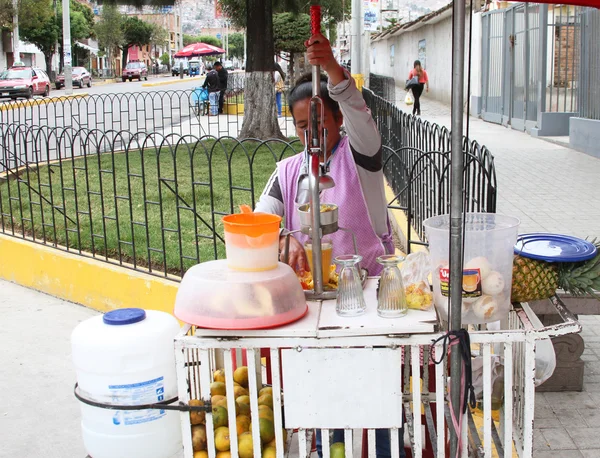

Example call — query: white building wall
[370,10,483,108]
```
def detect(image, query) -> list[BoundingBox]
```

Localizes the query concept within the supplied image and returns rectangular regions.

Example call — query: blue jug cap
[103,308,147,326]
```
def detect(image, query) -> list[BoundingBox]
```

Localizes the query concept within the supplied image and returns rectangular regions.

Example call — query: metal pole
[179,2,183,50]
[351,0,362,74]
[537,3,548,122]
[449,0,466,455]
[12,0,19,63]
[62,0,73,95]
[309,5,323,296]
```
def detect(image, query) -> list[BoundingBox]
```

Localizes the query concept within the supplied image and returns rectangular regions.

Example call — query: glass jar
[334,255,366,317]
[377,255,408,318]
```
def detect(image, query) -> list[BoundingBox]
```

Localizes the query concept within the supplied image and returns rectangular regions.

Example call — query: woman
[407,60,429,116]
[255,33,395,278]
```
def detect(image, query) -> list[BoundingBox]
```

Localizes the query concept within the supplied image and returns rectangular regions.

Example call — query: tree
[228,32,244,60]
[18,0,59,77]
[160,52,171,70]
[57,0,95,71]
[183,34,223,48]
[273,12,311,84]
[237,0,282,139]
[218,0,349,139]
[121,16,154,69]
[95,5,125,75]
[149,23,169,58]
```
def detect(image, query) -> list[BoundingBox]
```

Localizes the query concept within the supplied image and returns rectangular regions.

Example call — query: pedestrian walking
[274,62,286,117]
[202,65,220,116]
[407,60,429,116]
[214,61,228,114]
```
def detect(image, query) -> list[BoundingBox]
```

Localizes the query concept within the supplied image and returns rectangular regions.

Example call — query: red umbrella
[174,42,226,58]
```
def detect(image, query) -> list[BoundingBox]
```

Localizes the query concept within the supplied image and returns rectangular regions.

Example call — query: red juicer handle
[310,5,321,36]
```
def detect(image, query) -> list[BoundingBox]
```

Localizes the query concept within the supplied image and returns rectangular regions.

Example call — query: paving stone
[536,405,556,419]
[534,429,551,451]
[534,451,583,458]
[535,415,563,429]
[567,428,600,450]
[553,409,589,429]
[543,392,598,410]
[540,428,577,450]
[580,450,600,458]
[578,408,600,428]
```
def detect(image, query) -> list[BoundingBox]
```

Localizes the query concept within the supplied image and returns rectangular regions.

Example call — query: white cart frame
[175,295,580,458]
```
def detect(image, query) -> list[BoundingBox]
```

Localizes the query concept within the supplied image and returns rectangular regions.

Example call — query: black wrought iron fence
[0,88,497,278]
[364,89,497,252]
[0,77,295,140]
[369,73,397,104]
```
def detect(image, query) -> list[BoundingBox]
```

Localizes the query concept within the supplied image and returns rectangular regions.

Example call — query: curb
[142,76,204,87]
[0,92,88,112]
[0,234,178,315]
[384,181,426,255]
[92,78,116,86]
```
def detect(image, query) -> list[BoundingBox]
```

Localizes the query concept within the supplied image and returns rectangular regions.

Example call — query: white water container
[72,308,182,458]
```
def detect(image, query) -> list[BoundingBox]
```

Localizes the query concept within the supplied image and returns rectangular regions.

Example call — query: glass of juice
[304,240,333,287]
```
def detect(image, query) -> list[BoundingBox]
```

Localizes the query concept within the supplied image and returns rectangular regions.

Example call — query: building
[122,5,182,70]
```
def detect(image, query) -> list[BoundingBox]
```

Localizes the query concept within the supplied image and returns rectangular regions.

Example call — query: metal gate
[481,3,543,131]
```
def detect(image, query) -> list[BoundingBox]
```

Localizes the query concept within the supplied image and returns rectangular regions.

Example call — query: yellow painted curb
[93,78,116,86]
[0,93,88,112]
[385,181,427,254]
[0,234,178,315]
[142,76,204,87]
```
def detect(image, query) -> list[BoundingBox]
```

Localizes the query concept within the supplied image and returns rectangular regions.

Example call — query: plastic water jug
[72,308,182,458]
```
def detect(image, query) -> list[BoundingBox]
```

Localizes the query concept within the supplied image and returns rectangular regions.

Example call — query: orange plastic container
[222,212,282,271]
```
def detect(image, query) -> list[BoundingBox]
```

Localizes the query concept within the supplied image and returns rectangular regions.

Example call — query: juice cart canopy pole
[449,0,466,454]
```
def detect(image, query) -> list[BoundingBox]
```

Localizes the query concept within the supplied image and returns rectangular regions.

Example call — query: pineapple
[511,239,600,302]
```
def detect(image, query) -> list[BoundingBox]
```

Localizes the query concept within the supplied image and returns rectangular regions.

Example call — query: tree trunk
[122,45,129,69]
[288,53,295,85]
[239,0,283,140]
[44,53,54,82]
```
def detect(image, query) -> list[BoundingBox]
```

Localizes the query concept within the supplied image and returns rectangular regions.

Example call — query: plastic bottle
[72,308,182,458]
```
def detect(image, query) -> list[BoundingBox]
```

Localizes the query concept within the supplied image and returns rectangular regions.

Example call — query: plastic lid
[103,308,147,326]
[514,233,597,263]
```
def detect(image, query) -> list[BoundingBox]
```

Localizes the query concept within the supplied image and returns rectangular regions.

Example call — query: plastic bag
[401,252,434,311]
[405,91,414,106]
[472,355,504,407]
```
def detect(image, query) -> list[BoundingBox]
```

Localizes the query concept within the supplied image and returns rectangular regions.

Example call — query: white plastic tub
[424,213,519,324]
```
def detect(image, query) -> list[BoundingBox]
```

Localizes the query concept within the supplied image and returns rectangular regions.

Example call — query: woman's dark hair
[287,72,340,120]
[414,60,422,68]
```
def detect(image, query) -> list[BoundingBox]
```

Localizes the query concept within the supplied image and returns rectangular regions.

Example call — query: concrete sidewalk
[410,96,600,239]
[0,280,96,458]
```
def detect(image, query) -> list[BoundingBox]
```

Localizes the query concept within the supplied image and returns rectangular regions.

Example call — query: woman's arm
[304,33,381,159]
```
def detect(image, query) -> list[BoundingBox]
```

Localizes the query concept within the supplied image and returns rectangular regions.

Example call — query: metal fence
[0,74,296,144]
[369,73,397,104]
[579,7,600,120]
[364,90,497,252]
[0,90,496,278]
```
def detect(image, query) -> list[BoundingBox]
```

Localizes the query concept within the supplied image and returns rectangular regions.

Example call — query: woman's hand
[426,87,429,93]
[279,236,310,275]
[305,34,345,85]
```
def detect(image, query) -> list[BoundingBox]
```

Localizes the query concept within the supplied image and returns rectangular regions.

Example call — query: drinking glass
[335,255,366,317]
[377,255,408,318]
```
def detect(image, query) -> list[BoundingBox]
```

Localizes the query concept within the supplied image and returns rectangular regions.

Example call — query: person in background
[407,60,429,116]
[202,64,220,116]
[274,62,286,117]
[214,61,228,114]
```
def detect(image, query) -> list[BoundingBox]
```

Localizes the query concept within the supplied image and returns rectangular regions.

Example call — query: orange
[214,426,231,452]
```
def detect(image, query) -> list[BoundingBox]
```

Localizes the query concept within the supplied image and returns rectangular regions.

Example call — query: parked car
[55,66,92,89]
[223,60,234,71]
[172,64,189,77]
[122,61,148,82]
[0,64,51,99]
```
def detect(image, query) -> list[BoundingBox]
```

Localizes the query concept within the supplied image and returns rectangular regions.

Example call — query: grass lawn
[0,138,302,277]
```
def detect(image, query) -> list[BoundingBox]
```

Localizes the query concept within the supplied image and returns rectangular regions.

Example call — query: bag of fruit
[401,252,434,311]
